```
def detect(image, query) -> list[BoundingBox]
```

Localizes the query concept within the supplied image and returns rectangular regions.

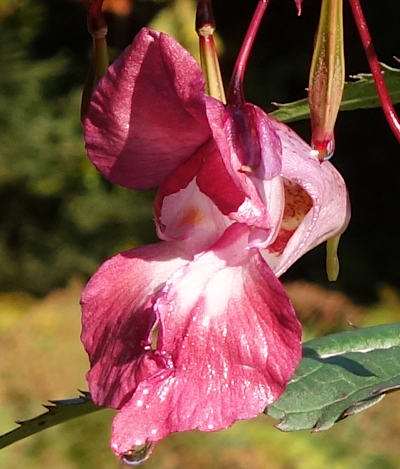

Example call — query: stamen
[239,165,253,173]
[308,0,344,161]
[227,0,270,105]
[326,234,341,281]
[196,0,226,103]
[81,0,109,121]
[348,0,400,144]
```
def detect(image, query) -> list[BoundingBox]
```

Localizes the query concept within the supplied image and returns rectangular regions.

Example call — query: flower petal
[201,98,274,229]
[263,118,350,276]
[227,103,282,181]
[110,223,301,456]
[157,179,231,253]
[84,28,211,189]
[295,0,302,15]
[80,242,190,409]
[154,141,240,251]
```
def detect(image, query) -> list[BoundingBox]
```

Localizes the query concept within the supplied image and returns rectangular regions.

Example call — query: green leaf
[267,322,400,431]
[0,391,101,449]
[270,63,400,123]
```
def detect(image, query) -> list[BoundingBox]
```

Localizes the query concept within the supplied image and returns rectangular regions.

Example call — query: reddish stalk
[227,0,270,105]
[88,0,107,36]
[348,0,400,143]
[81,0,108,121]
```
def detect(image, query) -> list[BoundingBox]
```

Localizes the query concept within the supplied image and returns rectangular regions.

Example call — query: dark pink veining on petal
[109,224,301,456]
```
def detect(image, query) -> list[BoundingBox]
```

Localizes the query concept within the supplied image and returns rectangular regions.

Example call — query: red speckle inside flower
[268,228,295,254]
[268,180,312,254]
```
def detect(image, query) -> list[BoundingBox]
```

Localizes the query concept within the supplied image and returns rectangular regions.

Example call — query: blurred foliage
[1,282,400,469]
[149,0,199,59]
[0,0,25,19]
[0,0,155,295]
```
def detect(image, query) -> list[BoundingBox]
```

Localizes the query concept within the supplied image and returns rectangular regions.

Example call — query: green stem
[196,0,226,103]
[0,394,101,450]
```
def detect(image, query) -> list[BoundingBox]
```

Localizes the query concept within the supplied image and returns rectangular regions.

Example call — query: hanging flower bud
[308,0,344,161]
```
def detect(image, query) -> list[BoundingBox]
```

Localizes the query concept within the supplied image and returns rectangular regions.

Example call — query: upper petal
[80,241,190,409]
[110,223,302,456]
[84,28,211,189]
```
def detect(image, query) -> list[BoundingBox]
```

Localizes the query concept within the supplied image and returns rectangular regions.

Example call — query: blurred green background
[1,0,400,467]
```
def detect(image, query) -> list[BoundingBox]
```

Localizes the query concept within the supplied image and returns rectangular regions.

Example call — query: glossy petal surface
[81,242,190,409]
[110,224,301,456]
[84,28,211,189]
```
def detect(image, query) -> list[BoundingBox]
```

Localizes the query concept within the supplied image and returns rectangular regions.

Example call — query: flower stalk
[348,0,400,144]
[196,0,226,103]
[228,0,270,105]
[308,0,344,162]
[81,0,109,121]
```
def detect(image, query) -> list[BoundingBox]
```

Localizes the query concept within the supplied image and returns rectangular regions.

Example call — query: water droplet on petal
[312,137,335,161]
[323,138,335,160]
[121,442,154,466]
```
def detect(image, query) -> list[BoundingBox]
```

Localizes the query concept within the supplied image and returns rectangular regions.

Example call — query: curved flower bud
[308,0,344,160]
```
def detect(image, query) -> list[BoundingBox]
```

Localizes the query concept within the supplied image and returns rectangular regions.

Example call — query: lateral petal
[110,223,301,456]
[84,28,211,189]
[264,118,350,276]
[80,241,190,409]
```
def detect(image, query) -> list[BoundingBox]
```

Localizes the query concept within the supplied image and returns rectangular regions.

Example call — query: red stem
[348,0,400,143]
[88,0,106,37]
[196,0,216,32]
[227,0,270,105]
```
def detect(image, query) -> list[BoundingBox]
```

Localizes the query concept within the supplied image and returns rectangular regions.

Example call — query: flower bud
[308,0,344,161]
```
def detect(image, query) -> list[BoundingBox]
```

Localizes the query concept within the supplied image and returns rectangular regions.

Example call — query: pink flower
[81,28,349,461]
